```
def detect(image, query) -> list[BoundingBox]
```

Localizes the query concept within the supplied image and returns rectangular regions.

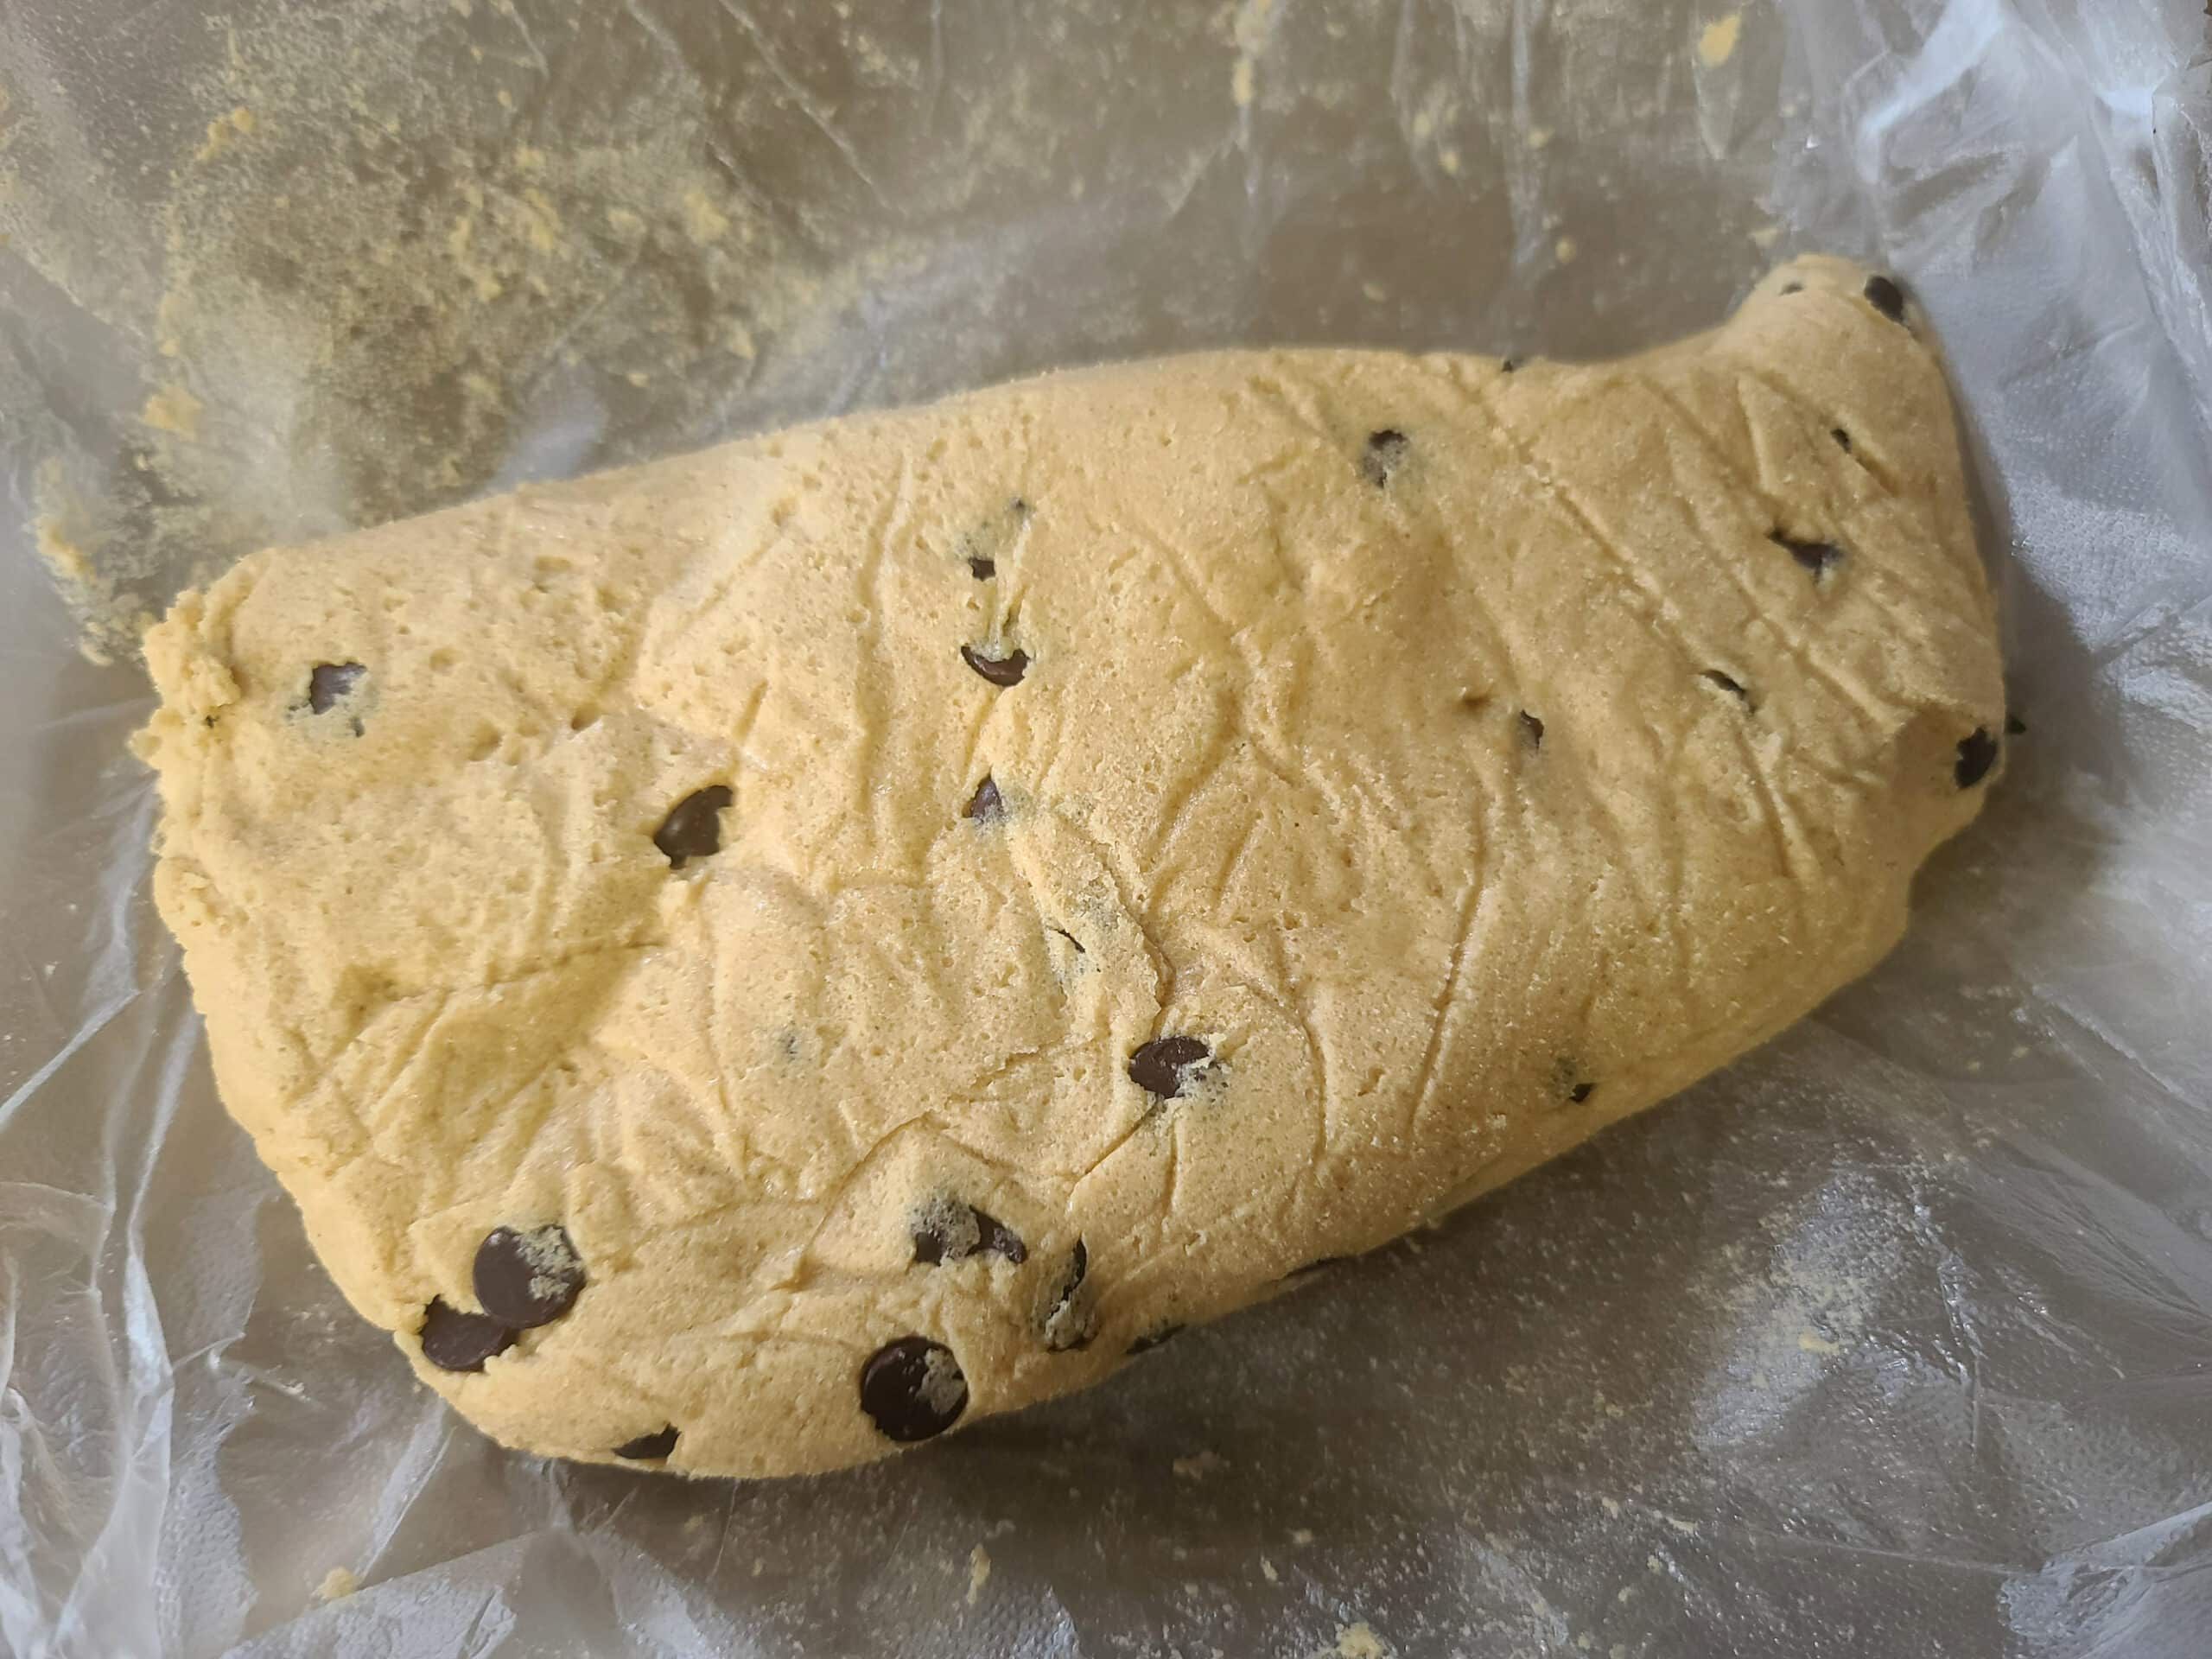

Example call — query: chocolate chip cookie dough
[137,257,2005,1478]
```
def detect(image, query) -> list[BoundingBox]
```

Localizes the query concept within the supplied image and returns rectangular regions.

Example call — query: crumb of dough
[1697,14,1743,68]
[1291,1529,1315,1547]
[314,1567,359,1600]
[1261,1556,1280,1583]
[1555,235,1580,264]
[142,385,205,440]
[1797,1329,1841,1354]
[1173,1450,1230,1480]
[965,1544,991,1606]
[1335,1623,1393,1658]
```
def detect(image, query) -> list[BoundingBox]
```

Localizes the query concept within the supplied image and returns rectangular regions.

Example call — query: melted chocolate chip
[968,556,997,580]
[1361,429,1411,486]
[1128,1323,1185,1355]
[308,662,365,715]
[860,1336,969,1442]
[1517,710,1546,749]
[1569,1081,1595,1104]
[419,1298,516,1373]
[1864,274,1909,323]
[1770,531,1844,580]
[1042,1239,1093,1352]
[912,1199,1027,1266]
[964,776,1004,822]
[653,785,733,868]
[613,1425,679,1460]
[1831,427,1853,452]
[960,645,1030,686]
[1701,670,1751,702]
[1955,728,1999,789]
[1128,1035,1210,1099]
[473,1224,586,1329]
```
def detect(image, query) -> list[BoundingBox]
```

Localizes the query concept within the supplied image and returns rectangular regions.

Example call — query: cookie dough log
[136,257,2005,1478]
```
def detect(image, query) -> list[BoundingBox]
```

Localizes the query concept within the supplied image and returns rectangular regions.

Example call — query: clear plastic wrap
[2,1,2208,1654]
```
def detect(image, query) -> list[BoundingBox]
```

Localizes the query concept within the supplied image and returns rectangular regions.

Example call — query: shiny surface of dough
[137,256,2005,1478]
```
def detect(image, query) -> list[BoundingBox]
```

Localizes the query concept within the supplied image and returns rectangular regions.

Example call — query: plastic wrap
[2,1,2208,1653]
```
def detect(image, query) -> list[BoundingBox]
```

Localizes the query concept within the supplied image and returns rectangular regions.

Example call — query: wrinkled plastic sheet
[3,1,2209,1654]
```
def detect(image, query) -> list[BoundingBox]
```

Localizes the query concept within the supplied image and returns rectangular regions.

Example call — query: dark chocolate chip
[473,1224,586,1329]
[419,1298,517,1373]
[912,1199,1027,1266]
[859,1336,969,1442]
[1360,429,1411,486]
[1290,1255,1349,1278]
[1517,710,1546,749]
[1701,670,1751,702]
[1043,1239,1092,1352]
[960,645,1030,686]
[964,776,1004,822]
[1128,1323,1185,1355]
[1831,427,1853,452]
[613,1425,679,1461]
[1128,1035,1210,1099]
[968,556,997,580]
[308,662,365,715]
[2005,711,2028,736]
[1569,1081,1595,1104]
[653,785,733,868]
[1501,357,1521,373]
[1770,531,1844,580]
[1864,274,1909,323]
[1955,728,1999,789]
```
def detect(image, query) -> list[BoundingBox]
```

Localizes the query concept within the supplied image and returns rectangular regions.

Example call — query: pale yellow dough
[137,256,2005,1478]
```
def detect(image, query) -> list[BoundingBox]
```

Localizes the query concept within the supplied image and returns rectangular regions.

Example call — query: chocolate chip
[1128,1323,1185,1355]
[473,1224,586,1329]
[964,776,1004,822]
[1831,427,1853,452]
[960,645,1029,686]
[1517,710,1545,749]
[1770,531,1844,580]
[1569,1081,1595,1103]
[1955,727,1999,789]
[613,1425,679,1460]
[2005,711,2028,736]
[1128,1035,1210,1099]
[1042,1239,1093,1352]
[968,556,997,580]
[1701,670,1751,702]
[653,785,733,868]
[419,1298,516,1373]
[308,662,365,715]
[1361,429,1411,486]
[859,1336,969,1442]
[1501,357,1521,373]
[912,1198,1027,1266]
[1864,274,1909,323]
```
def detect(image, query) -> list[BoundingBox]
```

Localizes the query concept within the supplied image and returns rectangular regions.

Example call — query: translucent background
[2,1,2208,1654]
